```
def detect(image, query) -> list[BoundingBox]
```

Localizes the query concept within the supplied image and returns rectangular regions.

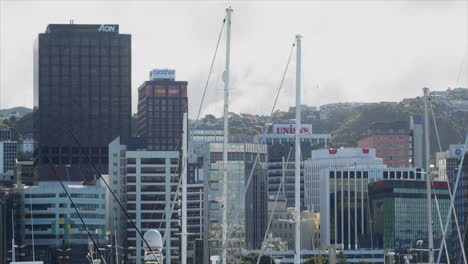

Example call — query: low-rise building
[18,181,107,264]
[368,180,452,263]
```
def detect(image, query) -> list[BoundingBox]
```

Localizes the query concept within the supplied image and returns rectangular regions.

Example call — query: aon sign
[98,25,116,32]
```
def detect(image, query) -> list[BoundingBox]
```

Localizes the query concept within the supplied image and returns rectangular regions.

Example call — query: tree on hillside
[11,112,32,136]
[203,114,217,123]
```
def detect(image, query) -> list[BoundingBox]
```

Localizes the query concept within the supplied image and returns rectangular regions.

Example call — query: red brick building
[357,121,413,168]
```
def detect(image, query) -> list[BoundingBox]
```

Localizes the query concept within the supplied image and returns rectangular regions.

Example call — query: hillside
[0,106,32,116]
[2,88,467,151]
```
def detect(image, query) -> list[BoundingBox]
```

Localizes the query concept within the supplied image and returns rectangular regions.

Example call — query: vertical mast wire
[67,132,158,262]
[255,148,293,264]
[220,39,296,260]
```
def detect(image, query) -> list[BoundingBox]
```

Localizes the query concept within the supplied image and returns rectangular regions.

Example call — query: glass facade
[259,131,329,208]
[320,167,422,250]
[202,143,267,258]
[369,180,452,263]
[33,24,131,179]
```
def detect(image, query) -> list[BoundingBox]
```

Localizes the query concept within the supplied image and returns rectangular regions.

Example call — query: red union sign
[329,148,338,154]
[273,124,312,134]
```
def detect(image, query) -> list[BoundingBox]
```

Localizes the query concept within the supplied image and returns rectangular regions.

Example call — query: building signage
[273,124,312,134]
[150,69,176,80]
[450,145,467,157]
[98,25,116,32]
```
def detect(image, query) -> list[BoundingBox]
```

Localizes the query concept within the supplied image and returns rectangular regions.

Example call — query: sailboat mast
[221,6,232,264]
[423,87,434,264]
[294,34,302,264]
[29,187,35,262]
[114,217,119,264]
[182,112,188,264]
[11,209,15,263]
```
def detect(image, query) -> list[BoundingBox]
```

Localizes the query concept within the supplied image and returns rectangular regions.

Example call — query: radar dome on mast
[143,229,163,250]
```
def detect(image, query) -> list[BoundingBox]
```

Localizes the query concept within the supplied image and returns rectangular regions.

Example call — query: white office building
[304,148,385,212]
[109,137,180,264]
[127,150,180,264]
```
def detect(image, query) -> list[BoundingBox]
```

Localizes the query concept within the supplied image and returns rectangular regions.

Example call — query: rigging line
[429,97,467,264]
[157,136,182,230]
[123,15,226,246]
[436,132,468,264]
[256,147,293,264]
[159,17,225,248]
[67,131,160,262]
[428,97,443,152]
[220,39,296,260]
[455,56,466,87]
[192,16,226,129]
[38,143,107,264]
[430,177,451,264]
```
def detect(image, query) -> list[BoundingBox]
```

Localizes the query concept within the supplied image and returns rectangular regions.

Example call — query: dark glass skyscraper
[137,69,188,151]
[33,24,131,180]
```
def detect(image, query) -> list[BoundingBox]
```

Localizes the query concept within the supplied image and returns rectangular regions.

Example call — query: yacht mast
[11,209,15,263]
[221,6,232,264]
[294,34,302,264]
[182,112,188,264]
[29,187,36,262]
[424,87,434,264]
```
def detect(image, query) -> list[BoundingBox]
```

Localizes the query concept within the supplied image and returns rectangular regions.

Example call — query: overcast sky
[0,1,467,118]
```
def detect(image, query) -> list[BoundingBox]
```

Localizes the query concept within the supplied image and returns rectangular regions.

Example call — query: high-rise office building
[357,121,413,168]
[368,180,452,263]
[319,167,422,250]
[410,115,425,168]
[187,182,204,263]
[137,69,188,151]
[33,24,131,180]
[256,123,330,208]
[202,143,267,259]
[304,148,385,212]
[110,136,180,264]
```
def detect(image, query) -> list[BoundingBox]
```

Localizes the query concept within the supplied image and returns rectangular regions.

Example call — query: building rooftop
[45,24,120,34]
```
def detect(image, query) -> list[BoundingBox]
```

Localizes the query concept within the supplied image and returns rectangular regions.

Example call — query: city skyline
[0,1,467,118]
